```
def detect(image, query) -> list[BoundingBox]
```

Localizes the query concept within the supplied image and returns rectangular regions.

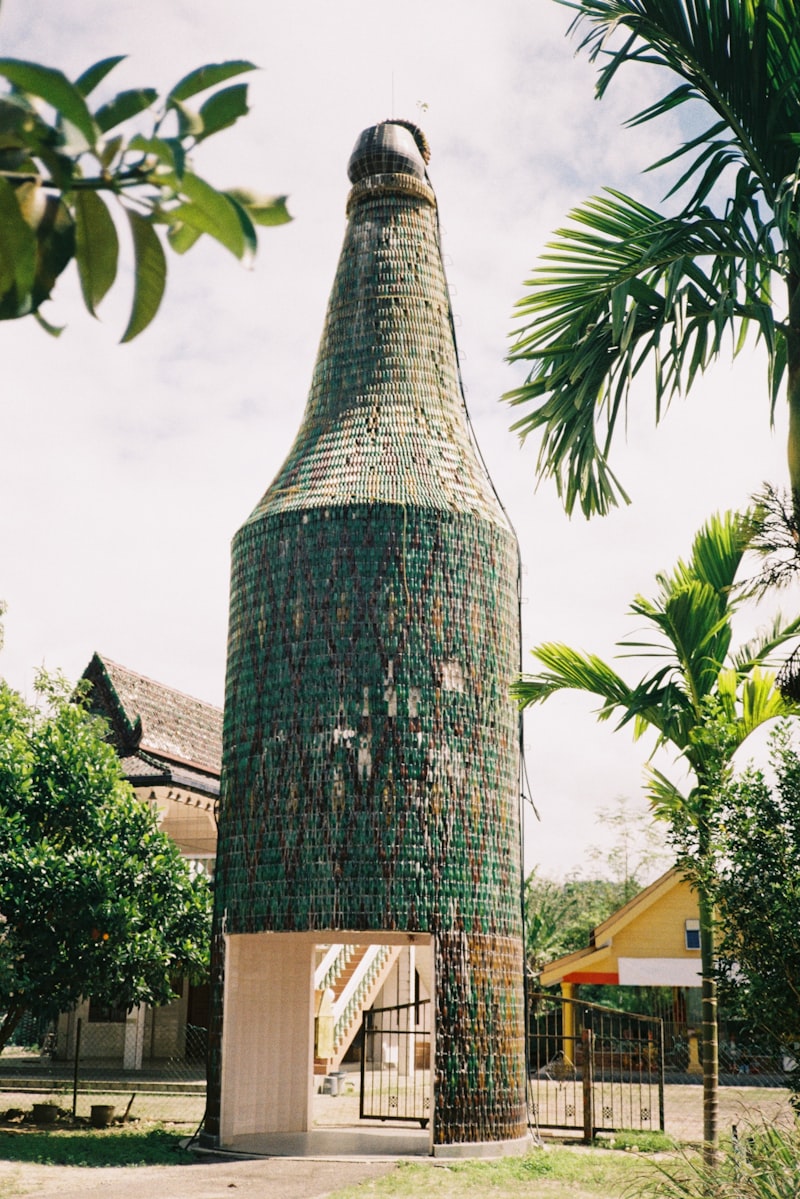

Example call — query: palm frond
[512,643,633,717]
[621,675,695,747]
[731,611,800,673]
[644,763,693,822]
[623,580,732,705]
[506,191,781,516]
[737,667,799,740]
[688,509,752,593]
[564,0,800,202]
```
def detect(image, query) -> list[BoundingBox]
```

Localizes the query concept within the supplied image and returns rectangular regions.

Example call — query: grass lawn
[7,1106,797,1199]
[0,1122,194,1167]
[328,1145,662,1199]
[0,1114,673,1199]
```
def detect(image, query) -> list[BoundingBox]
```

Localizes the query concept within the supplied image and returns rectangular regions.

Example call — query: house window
[88,999,127,1024]
[685,919,701,951]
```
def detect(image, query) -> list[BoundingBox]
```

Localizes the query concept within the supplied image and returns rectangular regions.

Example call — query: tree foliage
[704,724,800,1054]
[0,52,290,339]
[0,673,212,1053]
[585,795,669,897]
[514,509,800,1156]
[506,0,800,516]
[525,797,668,975]
[525,871,631,974]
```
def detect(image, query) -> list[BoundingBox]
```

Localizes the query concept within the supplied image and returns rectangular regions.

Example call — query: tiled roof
[82,654,222,787]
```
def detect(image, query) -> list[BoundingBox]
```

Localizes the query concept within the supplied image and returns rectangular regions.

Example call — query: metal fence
[528,989,796,1144]
[528,991,664,1141]
[0,1019,206,1127]
[5,996,794,1144]
[360,1000,431,1127]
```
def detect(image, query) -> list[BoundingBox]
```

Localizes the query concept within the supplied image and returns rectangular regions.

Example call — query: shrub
[637,1122,800,1198]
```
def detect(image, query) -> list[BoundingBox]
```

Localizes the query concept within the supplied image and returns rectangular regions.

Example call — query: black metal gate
[360,1000,431,1127]
[528,991,665,1141]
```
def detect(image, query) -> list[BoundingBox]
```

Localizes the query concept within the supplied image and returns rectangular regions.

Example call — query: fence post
[582,1027,594,1144]
[359,1009,369,1120]
[658,1020,666,1132]
[72,1017,82,1118]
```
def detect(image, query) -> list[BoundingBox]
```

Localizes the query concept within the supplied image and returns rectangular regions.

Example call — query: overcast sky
[0,0,793,879]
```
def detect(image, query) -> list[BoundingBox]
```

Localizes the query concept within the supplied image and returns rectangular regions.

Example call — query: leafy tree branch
[0,52,290,339]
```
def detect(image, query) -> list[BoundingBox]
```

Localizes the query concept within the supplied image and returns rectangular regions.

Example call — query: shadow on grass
[0,1126,194,1167]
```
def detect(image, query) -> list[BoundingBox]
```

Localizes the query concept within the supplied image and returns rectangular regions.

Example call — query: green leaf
[163,170,256,259]
[128,135,186,178]
[225,189,292,227]
[94,88,158,134]
[73,56,125,99]
[33,309,65,336]
[30,193,75,310]
[169,98,204,139]
[0,94,37,142]
[0,58,97,147]
[196,84,249,141]
[120,211,166,343]
[98,134,123,170]
[73,190,119,315]
[166,220,202,255]
[168,60,256,103]
[0,176,37,315]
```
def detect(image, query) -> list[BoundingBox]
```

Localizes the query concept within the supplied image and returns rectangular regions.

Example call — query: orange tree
[0,673,211,1053]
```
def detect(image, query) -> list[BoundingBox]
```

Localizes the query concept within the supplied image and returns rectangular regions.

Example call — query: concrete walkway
[0,1155,403,1199]
[224,1122,430,1158]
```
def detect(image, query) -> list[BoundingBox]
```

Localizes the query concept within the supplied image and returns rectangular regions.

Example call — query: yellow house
[540,867,702,991]
[539,869,703,1071]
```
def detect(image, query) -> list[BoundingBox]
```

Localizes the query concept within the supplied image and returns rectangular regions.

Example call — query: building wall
[609,878,700,965]
[220,935,315,1140]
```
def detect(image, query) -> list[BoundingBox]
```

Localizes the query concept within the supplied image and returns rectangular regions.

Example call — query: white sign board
[618,957,702,986]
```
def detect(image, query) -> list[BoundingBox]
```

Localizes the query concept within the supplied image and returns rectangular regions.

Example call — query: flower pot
[31,1102,59,1125]
[90,1104,115,1128]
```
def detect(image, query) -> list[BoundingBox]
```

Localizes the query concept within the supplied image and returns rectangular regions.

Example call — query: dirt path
[0,1155,399,1199]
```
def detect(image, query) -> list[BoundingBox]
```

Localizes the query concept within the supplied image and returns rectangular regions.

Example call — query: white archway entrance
[219,931,433,1156]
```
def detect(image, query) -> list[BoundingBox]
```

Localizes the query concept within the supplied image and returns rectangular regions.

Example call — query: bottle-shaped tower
[207,121,527,1151]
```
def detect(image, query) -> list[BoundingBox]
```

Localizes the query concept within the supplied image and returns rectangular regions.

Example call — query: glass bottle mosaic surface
[208,121,527,1145]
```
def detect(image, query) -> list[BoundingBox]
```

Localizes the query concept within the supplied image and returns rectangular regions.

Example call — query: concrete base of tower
[432,1134,532,1159]
[200,1126,431,1158]
[194,1128,532,1160]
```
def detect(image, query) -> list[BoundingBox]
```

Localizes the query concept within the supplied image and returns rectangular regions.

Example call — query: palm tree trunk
[786,272,800,520]
[698,887,719,1167]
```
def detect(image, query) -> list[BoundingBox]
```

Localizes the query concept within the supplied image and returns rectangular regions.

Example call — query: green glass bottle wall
[208,122,526,1145]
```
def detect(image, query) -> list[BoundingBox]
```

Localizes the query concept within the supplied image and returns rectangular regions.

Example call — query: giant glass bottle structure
[206,121,527,1151]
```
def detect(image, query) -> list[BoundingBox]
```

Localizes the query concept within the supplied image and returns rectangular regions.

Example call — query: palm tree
[506,1,800,519]
[513,511,800,1159]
